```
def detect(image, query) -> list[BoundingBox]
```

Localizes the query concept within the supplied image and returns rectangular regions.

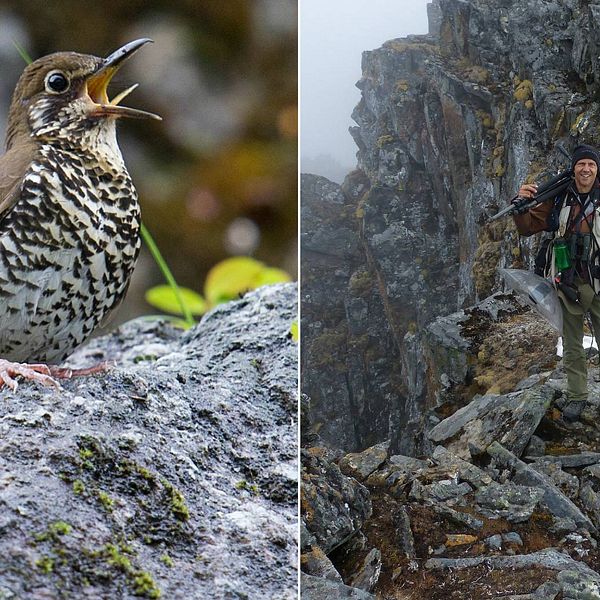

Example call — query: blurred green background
[0,0,297,323]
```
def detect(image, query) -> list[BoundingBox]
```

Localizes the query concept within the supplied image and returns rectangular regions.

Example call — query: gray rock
[301,521,317,552]
[502,532,524,546]
[428,386,555,459]
[525,435,546,458]
[365,455,428,490]
[431,445,492,488]
[347,548,382,592]
[557,569,600,599]
[582,463,600,483]
[338,441,391,482]
[408,479,426,501]
[425,549,600,579]
[341,531,369,556]
[551,517,578,536]
[301,547,343,583]
[301,172,404,454]
[433,504,484,531]
[531,460,579,499]
[528,453,600,469]
[487,443,596,533]
[425,480,472,502]
[578,484,600,530]
[515,373,543,390]
[394,505,416,558]
[0,283,298,600]
[301,574,376,599]
[388,455,429,470]
[533,581,561,600]
[302,449,372,555]
[485,534,503,550]
[475,481,543,522]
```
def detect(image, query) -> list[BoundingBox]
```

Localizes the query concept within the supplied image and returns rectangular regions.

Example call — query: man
[514,144,600,422]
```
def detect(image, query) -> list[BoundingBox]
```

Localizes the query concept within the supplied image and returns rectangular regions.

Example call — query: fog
[300,0,430,182]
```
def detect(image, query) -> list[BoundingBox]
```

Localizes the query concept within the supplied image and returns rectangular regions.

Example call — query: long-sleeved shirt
[513,199,553,236]
[513,192,593,236]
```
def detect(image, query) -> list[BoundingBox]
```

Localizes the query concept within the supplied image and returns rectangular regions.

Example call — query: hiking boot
[562,400,586,423]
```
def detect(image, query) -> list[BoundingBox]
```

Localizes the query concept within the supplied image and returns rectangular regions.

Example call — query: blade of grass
[141,224,195,327]
[13,39,32,65]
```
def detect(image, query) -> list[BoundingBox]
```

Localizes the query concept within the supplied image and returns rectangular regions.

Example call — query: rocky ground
[302,293,600,599]
[0,283,298,600]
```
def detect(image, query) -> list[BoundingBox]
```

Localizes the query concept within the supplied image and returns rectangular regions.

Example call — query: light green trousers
[560,278,600,402]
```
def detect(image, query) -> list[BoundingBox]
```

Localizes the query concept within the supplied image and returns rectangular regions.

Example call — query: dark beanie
[571,144,600,170]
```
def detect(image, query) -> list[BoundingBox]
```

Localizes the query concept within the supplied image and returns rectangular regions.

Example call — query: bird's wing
[0,141,36,223]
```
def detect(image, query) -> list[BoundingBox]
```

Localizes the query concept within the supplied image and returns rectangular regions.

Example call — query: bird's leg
[49,361,114,380]
[0,360,61,391]
[0,360,114,391]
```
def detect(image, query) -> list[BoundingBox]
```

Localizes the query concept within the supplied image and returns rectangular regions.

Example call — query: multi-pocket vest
[544,189,600,294]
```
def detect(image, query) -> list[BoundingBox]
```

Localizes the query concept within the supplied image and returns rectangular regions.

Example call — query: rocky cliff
[302,0,600,453]
[301,0,600,597]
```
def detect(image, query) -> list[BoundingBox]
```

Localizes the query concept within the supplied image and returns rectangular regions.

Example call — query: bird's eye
[44,71,70,94]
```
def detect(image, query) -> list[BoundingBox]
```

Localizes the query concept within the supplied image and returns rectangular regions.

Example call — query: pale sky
[300,0,430,173]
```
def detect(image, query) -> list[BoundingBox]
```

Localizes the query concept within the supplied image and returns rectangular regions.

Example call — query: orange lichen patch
[544,443,580,456]
[306,447,328,459]
[445,534,478,547]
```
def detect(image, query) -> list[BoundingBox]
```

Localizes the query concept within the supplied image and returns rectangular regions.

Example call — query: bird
[0,39,160,390]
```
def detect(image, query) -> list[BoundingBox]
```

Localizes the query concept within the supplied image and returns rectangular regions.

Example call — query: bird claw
[0,360,61,391]
[49,360,114,379]
[0,359,115,392]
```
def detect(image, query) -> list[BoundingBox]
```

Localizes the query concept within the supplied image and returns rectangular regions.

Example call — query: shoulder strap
[572,185,600,232]
[547,191,567,232]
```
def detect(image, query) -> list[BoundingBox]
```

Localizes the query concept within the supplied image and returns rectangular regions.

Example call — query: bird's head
[5,39,161,151]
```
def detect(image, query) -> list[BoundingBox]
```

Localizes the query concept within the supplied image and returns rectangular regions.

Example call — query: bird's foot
[48,360,115,380]
[0,360,61,391]
[0,360,114,392]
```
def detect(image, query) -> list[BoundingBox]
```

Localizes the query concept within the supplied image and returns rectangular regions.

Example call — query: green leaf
[204,257,265,305]
[254,267,292,286]
[145,285,207,316]
[290,321,299,342]
[205,257,293,306]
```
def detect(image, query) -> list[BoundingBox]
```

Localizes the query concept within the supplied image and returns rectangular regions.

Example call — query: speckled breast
[0,144,141,363]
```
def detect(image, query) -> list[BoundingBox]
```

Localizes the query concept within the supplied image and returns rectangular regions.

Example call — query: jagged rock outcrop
[301,574,375,600]
[428,384,556,459]
[0,284,297,600]
[301,173,404,452]
[301,449,372,555]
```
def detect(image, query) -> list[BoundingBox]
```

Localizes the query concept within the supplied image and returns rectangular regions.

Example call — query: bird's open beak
[86,38,161,121]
